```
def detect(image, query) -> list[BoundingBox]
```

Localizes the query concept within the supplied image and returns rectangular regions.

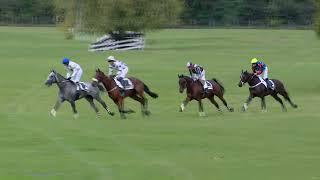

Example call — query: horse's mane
[52,70,66,80]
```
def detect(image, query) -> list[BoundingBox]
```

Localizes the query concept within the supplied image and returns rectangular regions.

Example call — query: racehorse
[178,74,234,116]
[45,70,114,118]
[238,70,298,112]
[94,69,158,119]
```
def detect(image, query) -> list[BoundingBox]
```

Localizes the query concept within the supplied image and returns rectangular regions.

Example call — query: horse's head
[178,74,188,93]
[238,70,253,87]
[95,69,106,82]
[45,70,58,86]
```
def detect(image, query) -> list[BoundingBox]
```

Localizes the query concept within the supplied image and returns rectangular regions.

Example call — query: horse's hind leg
[208,96,221,112]
[271,94,287,112]
[130,94,149,116]
[279,90,298,108]
[217,95,234,112]
[70,101,79,119]
[85,96,100,118]
[95,95,114,116]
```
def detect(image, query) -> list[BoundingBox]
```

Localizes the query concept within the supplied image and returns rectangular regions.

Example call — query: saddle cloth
[76,82,89,91]
[258,77,275,90]
[114,78,134,90]
[206,81,214,90]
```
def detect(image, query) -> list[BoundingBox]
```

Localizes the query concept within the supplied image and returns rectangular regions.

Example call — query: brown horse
[94,69,158,119]
[178,74,234,116]
[238,70,298,112]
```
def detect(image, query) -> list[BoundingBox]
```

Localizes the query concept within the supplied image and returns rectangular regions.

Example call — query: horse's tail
[212,78,225,94]
[143,83,159,98]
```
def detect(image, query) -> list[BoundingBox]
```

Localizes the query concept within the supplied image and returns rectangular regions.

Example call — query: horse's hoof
[108,112,115,116]
[262,109,267,113]
[242,106,247,112]
[199,112,206,117]
[229,107,234,112]
[179,108,183,112]
[293,104,298,108]
[282,108,287,112]
[73,113,79,119]
[145,111,151,116]
[50,109,56,117]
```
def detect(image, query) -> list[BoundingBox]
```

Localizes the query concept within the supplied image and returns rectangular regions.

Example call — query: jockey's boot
[119,88,126,97]
[202,88,210,96]
[265,78,272,90]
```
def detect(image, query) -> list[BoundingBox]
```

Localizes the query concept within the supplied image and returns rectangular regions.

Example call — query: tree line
[0,0,319,35]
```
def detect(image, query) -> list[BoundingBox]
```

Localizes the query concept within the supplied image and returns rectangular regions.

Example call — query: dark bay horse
[45,70,114,118]
[94,69,158,119]
[238,70,298,112]
[178,74,234,116]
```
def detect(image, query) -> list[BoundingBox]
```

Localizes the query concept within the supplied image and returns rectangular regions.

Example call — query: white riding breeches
[194,70,208,89]
[71,69,83,83]
[258,67,268,80]
[115,67,128,79]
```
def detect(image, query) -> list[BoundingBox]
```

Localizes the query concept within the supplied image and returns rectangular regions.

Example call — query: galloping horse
[45,70,114,118]
[178,74,234,116]
[238,70,298,112]
[94,69,158,119]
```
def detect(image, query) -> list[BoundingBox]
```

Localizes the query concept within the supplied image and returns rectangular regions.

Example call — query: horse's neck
[102,77,116,91]
[184,77,196,91]
[248,75,261,86]
[55,73,72,90]
[56,73,66,83]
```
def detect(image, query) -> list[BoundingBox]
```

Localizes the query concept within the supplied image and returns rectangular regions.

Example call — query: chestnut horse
[94,69,158,119]
[178,74,234,116]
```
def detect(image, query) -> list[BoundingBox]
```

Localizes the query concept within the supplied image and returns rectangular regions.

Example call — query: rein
[248,74,263,89]
[107,86,118,93]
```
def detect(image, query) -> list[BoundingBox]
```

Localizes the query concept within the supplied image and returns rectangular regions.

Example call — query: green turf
[0,26,320,180]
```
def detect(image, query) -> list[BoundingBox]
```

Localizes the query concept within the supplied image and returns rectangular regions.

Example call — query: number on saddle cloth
[114,78,134,90]
[76,82,88,91]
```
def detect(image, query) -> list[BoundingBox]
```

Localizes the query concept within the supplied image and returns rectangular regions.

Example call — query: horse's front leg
[179,97,191,112]
[261,96,267,112]
[70,101,79,119]
[198,100,206,117]
[50,96,64,117]
[242,95,253,112]
[117,98,126,119]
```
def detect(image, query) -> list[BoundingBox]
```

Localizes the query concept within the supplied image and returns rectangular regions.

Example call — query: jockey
[62,58,83,83]
[187,62,209,94]
[251,58,271,89]
[107,55,129,95]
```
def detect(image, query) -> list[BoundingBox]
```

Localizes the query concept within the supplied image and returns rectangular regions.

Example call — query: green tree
[54,0,183,37]
[316,0,320,37]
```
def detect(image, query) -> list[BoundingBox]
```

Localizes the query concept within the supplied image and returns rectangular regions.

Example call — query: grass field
[0,26,320,180]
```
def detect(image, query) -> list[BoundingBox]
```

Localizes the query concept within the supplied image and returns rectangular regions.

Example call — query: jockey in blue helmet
[62,58,83,83]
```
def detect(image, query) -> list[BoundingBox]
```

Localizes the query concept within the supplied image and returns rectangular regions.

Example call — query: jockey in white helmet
[186,62,209,94]
[106,56,129,96]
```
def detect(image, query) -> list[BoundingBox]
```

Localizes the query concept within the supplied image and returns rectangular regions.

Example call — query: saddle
[258,77,275,90]
[196,80,214,90]
[114,78,134,90]
[76,82,89,91]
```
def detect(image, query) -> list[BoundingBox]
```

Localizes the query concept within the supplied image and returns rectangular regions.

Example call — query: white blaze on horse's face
[47,72,55,80]
[45,71,55,86]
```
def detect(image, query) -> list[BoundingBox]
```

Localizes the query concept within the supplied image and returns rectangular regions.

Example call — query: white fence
[89,34,144,52]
